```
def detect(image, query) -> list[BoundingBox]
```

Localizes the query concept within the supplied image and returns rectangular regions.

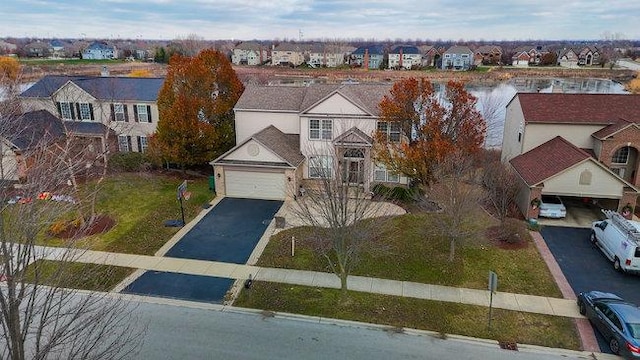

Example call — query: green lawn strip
[25,259,134,292]
[259,211,561,297]
[40,173,214,255]
[20,58,125,65]
[234,282,581,350]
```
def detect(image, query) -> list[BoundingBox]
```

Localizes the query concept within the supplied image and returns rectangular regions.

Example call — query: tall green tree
[150,49,244,169]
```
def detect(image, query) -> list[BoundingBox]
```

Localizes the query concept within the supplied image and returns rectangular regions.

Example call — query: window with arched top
[343,148,364,158]
[579,169,592,185]
[612,147,630,164]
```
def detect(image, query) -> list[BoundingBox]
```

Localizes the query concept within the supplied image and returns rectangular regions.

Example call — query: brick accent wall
[596,126,640,188]
[527,186,543,219]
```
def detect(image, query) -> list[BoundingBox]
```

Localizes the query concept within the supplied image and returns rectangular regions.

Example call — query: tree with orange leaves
[374,78,486,185]
[149,49,244,169]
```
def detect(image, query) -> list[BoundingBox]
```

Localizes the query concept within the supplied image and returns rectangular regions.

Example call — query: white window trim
[309,119,332,140]
[114,103,125,122]
[118,135,129,152]
[139,136,148,153]
[136,104,149,122]
[309,156,333,179]
[60,102,72,120]
[374,164,400,183]
[79,103,91,121]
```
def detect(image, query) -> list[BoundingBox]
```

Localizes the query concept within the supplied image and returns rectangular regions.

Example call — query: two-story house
[474,45,502,65]
[501,93,640,219]
[577,46,601,66]
[441,45,473,70]
[271,43,307,67]
[231,41,269,66]
[307,43,346,68]
[557,48,579,68]
[388,46,422,70]
[511,45,550,66]
[24,41,51,58]
[82,41,118,60]
[349,45,385,69]
[210,84,409,201]
[19,75,163,154]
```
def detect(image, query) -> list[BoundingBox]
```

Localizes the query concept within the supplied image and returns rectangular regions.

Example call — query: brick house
[501,93,640,219]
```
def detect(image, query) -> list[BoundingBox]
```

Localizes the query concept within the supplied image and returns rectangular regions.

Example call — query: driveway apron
[165,197,283,263]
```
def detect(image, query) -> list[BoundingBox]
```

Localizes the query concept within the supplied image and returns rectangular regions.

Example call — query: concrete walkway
[36,245,582,319]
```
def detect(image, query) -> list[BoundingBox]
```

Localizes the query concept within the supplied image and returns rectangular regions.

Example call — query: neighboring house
[388,45,422,70]
[557,48,579,68]
[0,110,113,181]
[19,75,163,154]
[24,41,51,58]
[82,41,117,60]
[501,93,640,219]
[231,41,269,66]
[511,51,531,67]
[0,40,17,54]
[474,45,502,65]
[512,45,550,66]
[307,43,346,68]
[49,39,66,58]
[271,43,306,67]
[577,46,601,66]
[211,84,409,201]
[349,45,385,69]
[441,45,473,70]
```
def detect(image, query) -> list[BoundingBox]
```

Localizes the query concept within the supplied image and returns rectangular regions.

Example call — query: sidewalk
[37,245,582,319]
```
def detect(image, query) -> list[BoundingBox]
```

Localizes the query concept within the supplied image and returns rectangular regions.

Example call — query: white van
[590,210,640,274]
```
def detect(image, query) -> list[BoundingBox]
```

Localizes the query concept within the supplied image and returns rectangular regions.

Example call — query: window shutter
[127,136,132,152]
[124,105,129,122]
[133,105,138,122]
[75,103,81,119]
[89,103,94,120]
[110,104,115,121]
[56,102,62,117]
[137,136,142,152]
[146,105,152,123]
[71,103,77,120]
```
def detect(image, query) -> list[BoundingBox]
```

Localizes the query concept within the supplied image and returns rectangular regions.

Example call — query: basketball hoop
[183,191,191,201]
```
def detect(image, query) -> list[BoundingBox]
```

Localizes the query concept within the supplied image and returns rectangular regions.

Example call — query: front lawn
[42,172,215,255]
[26,260,134,291]
[234,282,581,350]
[258,211,561,297]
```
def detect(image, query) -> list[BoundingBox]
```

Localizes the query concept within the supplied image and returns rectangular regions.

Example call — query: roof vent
[101,66,109,77]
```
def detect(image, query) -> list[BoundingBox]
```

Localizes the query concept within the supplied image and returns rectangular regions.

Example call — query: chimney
[399,47,403,69]
[101,66,109,77]
[363,48,369,70]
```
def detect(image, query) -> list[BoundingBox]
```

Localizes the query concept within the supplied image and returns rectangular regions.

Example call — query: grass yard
[258,210,561,297]
[19,58,125,66]
[26,260,134,292]
[234,282,581,350]
[42,172,215,255]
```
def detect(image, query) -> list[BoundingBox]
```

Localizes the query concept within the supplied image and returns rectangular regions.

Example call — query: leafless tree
[0,77,145,360]
[289,143,394,295]
[429,151,483,262]
[173,34,208,57]
[482,159,519,222]
[475,86,511,148]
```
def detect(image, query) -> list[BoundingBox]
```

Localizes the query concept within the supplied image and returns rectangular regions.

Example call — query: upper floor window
[78,103,93,121]
[309,119,332,140]
[59,102,72,120]
[612,146,630,164]
[135,104,151,123]
[113,103,126,122]
[377,121,401,142]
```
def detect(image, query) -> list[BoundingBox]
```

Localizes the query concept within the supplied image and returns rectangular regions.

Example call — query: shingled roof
[509,136,591,186]
[592,119,638,140]
[9,110,65,150]
[235,83,391,116]
[515,93,640,124]
[252,125,304,166]
[21,75,164,102]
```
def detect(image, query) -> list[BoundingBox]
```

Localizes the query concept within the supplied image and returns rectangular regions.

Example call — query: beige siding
[234,110,300,144]
[515,179,532,217]
[299,117,376,157]
[0,141,18,181]
[225,140,284,163]
[501,97,525,162]
[543,161,625,198]
[523,123,603,154]
[305,93,367,115]
[593,139,603,159]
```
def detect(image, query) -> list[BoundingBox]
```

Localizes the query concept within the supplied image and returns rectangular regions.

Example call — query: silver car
[539,195,567,218]
[577,291,640,359]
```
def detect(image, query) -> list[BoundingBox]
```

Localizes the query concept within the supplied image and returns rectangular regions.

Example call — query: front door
[347,160,363,184]
[342,148,365,185]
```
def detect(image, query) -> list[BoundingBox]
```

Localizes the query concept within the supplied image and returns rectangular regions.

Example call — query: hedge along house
[501,93,640,219]
[19,75,163,154]
[210,84,410,201]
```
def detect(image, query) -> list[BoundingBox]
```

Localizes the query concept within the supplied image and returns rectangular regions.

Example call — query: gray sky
[1,0,638,41]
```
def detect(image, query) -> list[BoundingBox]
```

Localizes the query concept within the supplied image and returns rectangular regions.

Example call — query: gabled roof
[591,118,638,140]
[234,41,265,51]
[85,41,115,51]
[476,45,502,54]
[514,93,640,124]
[444,45,473,55]
[390,45,421,55]
[212,125,303,168]
[235,84,391,117]
[352,45,384,56]
[20,75,164,102]
[510,136,591,186]
[333,127,373,146]
[9,110,65,150]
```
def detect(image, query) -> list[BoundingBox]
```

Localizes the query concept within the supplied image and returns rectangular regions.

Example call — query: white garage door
[225,169,286,200]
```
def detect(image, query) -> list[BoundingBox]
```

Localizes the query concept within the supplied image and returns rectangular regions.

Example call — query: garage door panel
[225,170,285,200]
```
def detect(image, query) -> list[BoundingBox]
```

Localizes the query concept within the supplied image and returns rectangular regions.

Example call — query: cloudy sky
[2,0,638,41]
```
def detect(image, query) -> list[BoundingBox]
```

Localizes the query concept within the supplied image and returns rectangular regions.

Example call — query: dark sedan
[577,291,640,359]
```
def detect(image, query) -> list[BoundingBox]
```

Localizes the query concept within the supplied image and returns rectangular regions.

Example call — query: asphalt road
[132,299,595,360]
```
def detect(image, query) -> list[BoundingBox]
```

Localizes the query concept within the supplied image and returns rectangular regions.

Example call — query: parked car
[538,195,567,218]
[591,210,640,274]
[577,291,640,359]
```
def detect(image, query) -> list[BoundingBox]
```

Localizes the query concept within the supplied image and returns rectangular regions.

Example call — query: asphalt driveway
[122,271,234,303]
[165,197,283,263]
[540,226,640,353]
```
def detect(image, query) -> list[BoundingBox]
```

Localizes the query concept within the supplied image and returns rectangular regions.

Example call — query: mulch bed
[53,215,116,239]
[485,225,529,250]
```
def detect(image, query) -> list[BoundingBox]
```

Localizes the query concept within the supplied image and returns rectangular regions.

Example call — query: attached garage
[224,168,286,200]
